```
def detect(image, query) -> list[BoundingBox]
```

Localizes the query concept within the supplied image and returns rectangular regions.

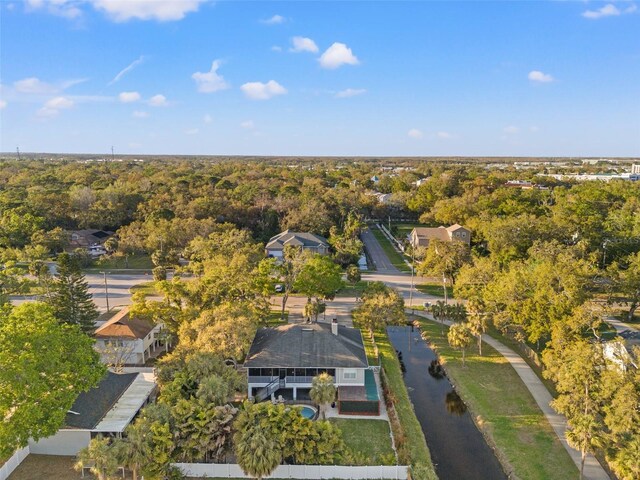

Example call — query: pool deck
[326,370,388,421]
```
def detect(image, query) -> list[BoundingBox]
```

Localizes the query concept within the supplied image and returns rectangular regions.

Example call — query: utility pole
[443,272,448,305]
[409,248,415,311]
[102,271,110,312]
[16,147,21,160]
[111,146,115,161]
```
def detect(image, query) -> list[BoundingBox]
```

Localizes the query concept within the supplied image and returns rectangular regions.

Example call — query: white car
[274,284,284,293]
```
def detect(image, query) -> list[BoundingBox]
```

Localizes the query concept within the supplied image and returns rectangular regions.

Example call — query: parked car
[274,284,284,293]
[423,301,432,308]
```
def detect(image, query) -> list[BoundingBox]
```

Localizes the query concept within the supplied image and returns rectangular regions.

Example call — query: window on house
[343,369,357,380]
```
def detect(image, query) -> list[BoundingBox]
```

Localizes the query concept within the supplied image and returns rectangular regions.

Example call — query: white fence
[0,446,30,480]
[173,463,409,479]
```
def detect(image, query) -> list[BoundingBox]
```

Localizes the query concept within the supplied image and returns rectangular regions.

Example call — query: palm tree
[115,421,152,480]
[431,300,447,334]
[235,427,281,480]
[74,435,119,480]
[310,372,337,420]
[467,299,488,356]
[447,322,474,367]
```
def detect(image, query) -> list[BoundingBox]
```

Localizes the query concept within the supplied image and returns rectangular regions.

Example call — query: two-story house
[244,320,380,415]
[408,224,471,249]
[94,307,165,366]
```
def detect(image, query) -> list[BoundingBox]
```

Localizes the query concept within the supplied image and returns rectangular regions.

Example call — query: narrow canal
[387,326,507,480]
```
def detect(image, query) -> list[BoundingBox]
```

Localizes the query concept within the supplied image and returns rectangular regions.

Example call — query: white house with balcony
[94,307,165,366]
[244,320,380,415]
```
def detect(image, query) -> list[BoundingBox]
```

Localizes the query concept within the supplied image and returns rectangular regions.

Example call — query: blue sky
[1,0,639,156]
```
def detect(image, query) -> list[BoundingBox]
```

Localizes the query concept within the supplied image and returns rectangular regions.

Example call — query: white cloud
[503,125,519,134]
[26,0,206,21]
[37,96,74,118]
[25,0,82,19]
[13,76,87,95]
[108,56,144,85]
[582,4,620,19]
[149,94,168,107]
[118,91,141,103]
[271,46,283,52]
[319,42,359,69]
[335,88,366,98]
[437,131,453,139]
[408,128,423,139]
[290,36,319,53]
[0,100,7,109]
[91,0,206,22]
[528,70,554,83]
[192,60,229,93]
[261,14,285,25]
[132,110,149,118]
[240,80,287,100]
[14,77,56,94]
[203,114,213,124]
[240,120,254,129]
[185,128,199,135]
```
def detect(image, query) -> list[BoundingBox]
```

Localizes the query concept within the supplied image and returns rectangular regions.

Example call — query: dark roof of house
[95,307,155,339]
[244,323,368,369]
[265,230,329,250]
[65,372,137,430]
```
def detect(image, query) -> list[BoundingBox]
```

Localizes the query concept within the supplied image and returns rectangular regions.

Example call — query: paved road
[411,310,610,480]
[361,226,400,273]
[10,272,152,313]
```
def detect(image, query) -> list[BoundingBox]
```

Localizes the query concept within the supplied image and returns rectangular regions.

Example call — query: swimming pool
[296,405,318,420]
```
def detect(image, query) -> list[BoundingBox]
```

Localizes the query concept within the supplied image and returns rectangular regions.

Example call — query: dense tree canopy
[0,302,105,458]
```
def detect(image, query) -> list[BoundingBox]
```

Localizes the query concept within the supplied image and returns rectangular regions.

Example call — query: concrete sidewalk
[410,310,610,480]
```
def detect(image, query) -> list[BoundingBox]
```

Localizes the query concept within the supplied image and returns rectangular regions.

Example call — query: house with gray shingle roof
[244,320,379,415]
[265,230,330,259]
[28,371,156,456]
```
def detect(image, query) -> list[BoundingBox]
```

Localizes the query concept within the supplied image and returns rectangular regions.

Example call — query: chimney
[331,318,339,336]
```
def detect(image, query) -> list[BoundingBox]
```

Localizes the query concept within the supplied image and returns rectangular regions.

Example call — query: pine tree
[48,253,98,333]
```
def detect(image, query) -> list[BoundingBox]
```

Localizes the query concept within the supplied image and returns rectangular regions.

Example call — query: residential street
[360,227,400,273]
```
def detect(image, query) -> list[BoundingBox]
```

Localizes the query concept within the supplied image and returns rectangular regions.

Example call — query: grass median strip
[415,317,578,480]
[369,227,411,272]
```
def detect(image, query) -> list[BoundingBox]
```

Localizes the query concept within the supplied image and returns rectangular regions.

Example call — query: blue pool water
[299,406,316,419]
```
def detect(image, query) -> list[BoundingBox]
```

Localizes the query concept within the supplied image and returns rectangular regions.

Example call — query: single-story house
[244,320,380,415]
[94,307,165,366]
[69,229,114,248]
[28,371,156,455]
[408,224,471,249]
[265,230,330,259]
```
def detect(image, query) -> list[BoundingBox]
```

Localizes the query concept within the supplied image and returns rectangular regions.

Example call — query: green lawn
[337,280,369,297]
[330,418,396,465]
[415,282,453,299]
[360,329,379,366]
[129,281,158,297]
[91,254,154,270]
[391,222,425,240]
[415,317,578,480]
[369,227,411,272]
[261,310,289,326]
[371,329,437,478]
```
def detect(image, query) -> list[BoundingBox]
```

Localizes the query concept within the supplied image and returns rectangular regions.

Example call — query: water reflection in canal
[387,326,507,480]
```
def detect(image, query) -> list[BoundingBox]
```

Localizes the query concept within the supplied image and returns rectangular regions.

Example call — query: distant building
[94,307,166,365]
[69,229,114,249]
[408,224,471,249]
[505,180,549,190]
[413,178,429,187]
[370,175,380,183]
[265,230,330,259]
[632,164,640,174]
[28,371,156,455]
